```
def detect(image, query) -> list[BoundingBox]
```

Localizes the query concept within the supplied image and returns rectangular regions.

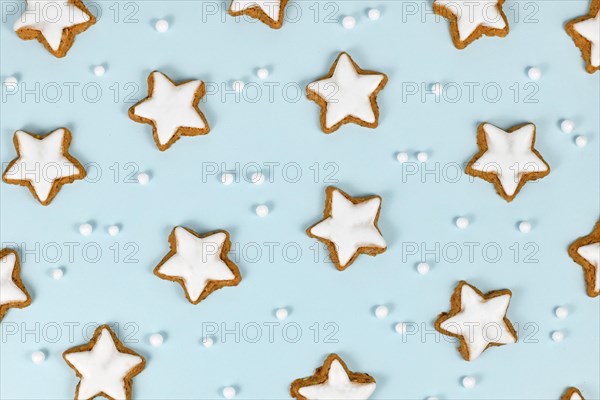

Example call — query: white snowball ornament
[416,262,430,275]
[250,172,265,185]
[52,267,64,280]
[222,386,236,399]
[137,172,150,185]
[232,80,244,93]
[257,68,269,80]
[527,67,541,80]
[221,173,234,185]
[342,16,356,29]
[93,65,105,76]
[551,331,564,342]
[3,76,18,89]
[79,223,93,236]
[417,152,428,162]
[155,19,169,32]
[455,217,469,229]
[255,204,269,217]
[518,221,532,233]
[374,305,389,319]
[575,135,588,148]
[560,119,575,134]
[149,333,164,347]
[31,351,46,364]
[462,376,476,389]
[107,225,120,236]
[396,152,409,163]
[555,306,569,319]
[275,308,289,320]
[367,8,381,20]
[202,336,214,348]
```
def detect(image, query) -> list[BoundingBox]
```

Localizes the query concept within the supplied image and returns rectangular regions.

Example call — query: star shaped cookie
[562,387,586,400]
[433,0,509,49]
[13,0,96,57]
[465,122,550,202]
[435,281,518,361]
[228,0,288,29]
[154,227,242,304]
[566,0,600,73]
[306,52,388,134]
[2,128,86,206]
[129,71,210,151]
[568,221,600,297]
[307,186,386,271]
[290,354,376,400]
[63,324,145,400]
[0,249,32,321]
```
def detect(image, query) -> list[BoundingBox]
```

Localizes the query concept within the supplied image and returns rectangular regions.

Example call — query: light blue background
[1,0,599,399]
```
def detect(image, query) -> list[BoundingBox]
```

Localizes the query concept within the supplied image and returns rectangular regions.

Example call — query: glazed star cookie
[435,281,518,361]
[465,122,550,202]
[13,0,96,57]
[154,226,242,304]
[128,71,210,151]
[290,354,376,400]
[307,186,386,271]
[433,0,509,49]
[562,387,586,400]
[2,128,86,206]
[0,249,32,321]
[63,324,145,400]
[228,0,288,29]
[568,221,600,297]
[306,52,388,134]
[566,0,600,73]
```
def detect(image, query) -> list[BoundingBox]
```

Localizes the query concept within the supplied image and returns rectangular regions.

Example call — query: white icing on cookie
[230,0,282,22]
[13,0,91,51]
[298,360,376,400]
[64,328,143,399]
[440,284,516,361]
[578,242,600,292]
[471,123,548,197]
[570,392,584,400]
[156,228,235,302]
[307,53,386,130]
[309,189,386,268]
[131,72,207,147]
[434,0,506,41]
[3,129,82,203]
[0,252,28,306]
[573,10,600,68]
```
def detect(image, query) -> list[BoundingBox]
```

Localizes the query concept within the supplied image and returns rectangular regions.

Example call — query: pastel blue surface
[1,1,599,399]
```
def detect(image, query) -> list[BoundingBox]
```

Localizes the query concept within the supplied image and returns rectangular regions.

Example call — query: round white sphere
[221,173,234,185]
[155,19,169,32]
[417,151,429,162]
[149,333,164,347]
[527,66,541,80]
[462,375,476,389]
[232,80,244,92]
[250,172,265,185]
[551,330,564,342]
[555,306,569,319]
[222,386,236,399]
[52,267,64,280]
[367,8,381,20]
[4,76,18,89]
[417,262,430,275]
[560,119,575,134]
[107,225,120,236]
[137,172,150,185]
[31,351,46,364]
[256,204,269,217]
[575,135,588,148]
[395,322,407,334]
[431,82,443,95]
[455,217,469,229]
[275,308,289,320]
[374,305,389,319]
[518,221,532,233]
[93,65,105,77]
[79,223,93,236]
[202,336,214,348]
[396,152,409,163]
[342,15,356,29]
[257,68,269,80]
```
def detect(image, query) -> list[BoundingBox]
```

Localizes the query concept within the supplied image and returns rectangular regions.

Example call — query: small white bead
[342,16,356,29]
[221,173,234,185]
[4,76,18,89]
[202,336,214,348]
[250,172,265,185]
[275,308,288,320]
[395,322,407,334]
[149,333,164,347]
[374,305,389,319]
[462,376,476,389]
[31,351,46,364]
[416,262,430,275]
[52,267,64,280]
[222,386,236,399]
[255,204,269,217]
[555,306,569,319]
[155,19,169,32]
[93,65,105,77]
[551,330,564,342]
[232,80,244,92]
[367,8,381,20]
[431,82,443,95]
[560,119,575,134]
[518,221,532,233]
[137,172,150,185]
[455,217,469,229]
[527,67,541,80]
[575,135,588,148]
[396,152,409,163]
[79,223,93,236]
[107,225,120,236]
[257,68,269,80]
[416,152,428,162]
